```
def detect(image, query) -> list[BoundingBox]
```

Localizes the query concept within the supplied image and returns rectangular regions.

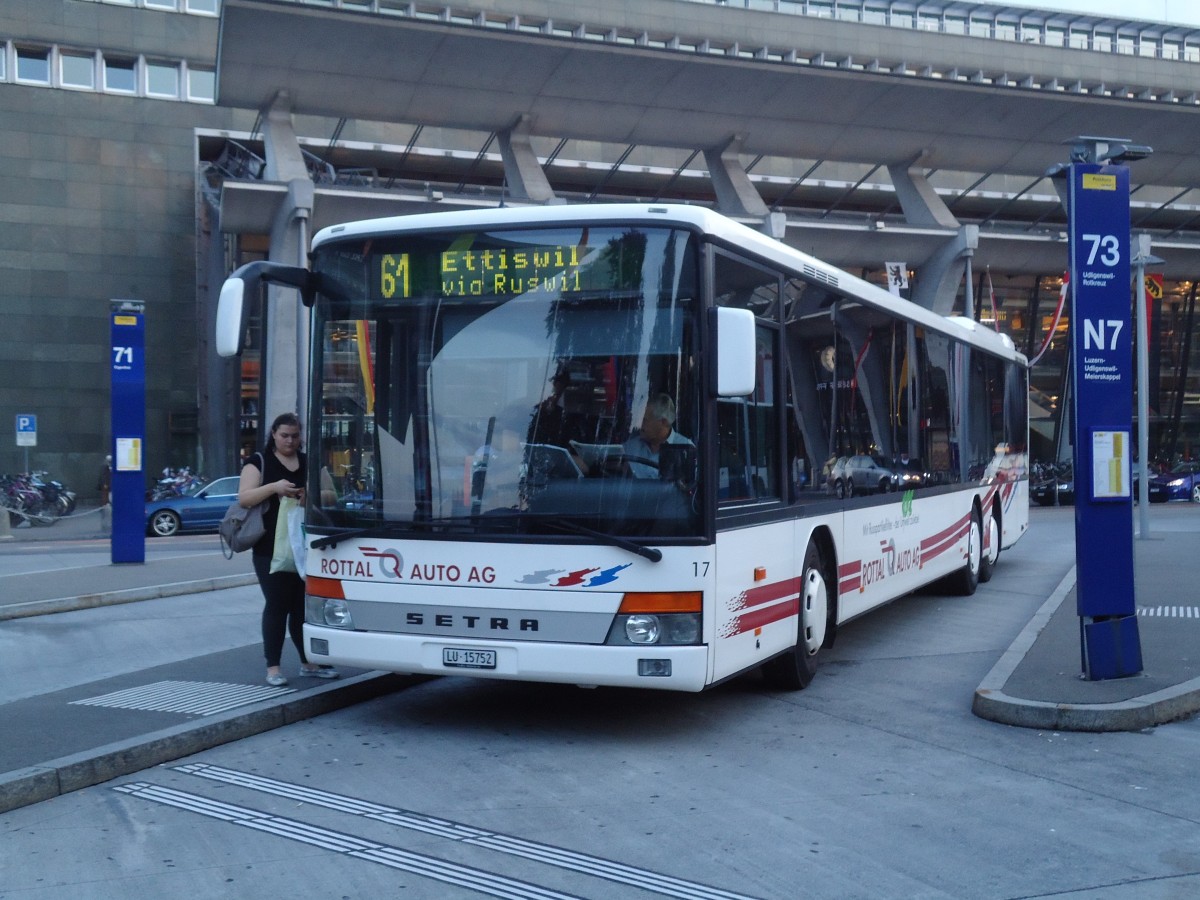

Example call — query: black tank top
[245,449,306,557]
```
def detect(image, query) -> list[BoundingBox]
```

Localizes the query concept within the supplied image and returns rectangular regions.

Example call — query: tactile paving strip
[71,679,294,716]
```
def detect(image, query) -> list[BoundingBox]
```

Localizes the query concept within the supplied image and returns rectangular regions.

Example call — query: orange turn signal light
[305,575,345,599]
[618,591,702,614]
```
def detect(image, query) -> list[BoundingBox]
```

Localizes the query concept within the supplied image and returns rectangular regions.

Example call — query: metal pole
[1137,237,1147,542]
[1133,235,1161,540]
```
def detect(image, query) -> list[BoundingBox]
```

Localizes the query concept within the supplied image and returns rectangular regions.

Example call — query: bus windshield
[309,224,702,539]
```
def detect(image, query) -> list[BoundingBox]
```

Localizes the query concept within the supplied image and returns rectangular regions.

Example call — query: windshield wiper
[311,514,661,563]
[419,512,663,563]
[309,524,408,550]
[542,517,662,563]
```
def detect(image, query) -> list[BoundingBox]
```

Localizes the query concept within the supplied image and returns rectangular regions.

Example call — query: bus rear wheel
[978,508,1000,583]
[947,507,982,596]
[762,540,830,690]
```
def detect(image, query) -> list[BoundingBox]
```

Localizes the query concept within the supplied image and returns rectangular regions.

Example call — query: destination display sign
[369,229,656,302]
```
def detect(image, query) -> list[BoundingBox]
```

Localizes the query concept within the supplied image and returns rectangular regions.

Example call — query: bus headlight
[305,595,354,629]
[606,612,702,646]
[605,591,703,646]
[625,614,660,644]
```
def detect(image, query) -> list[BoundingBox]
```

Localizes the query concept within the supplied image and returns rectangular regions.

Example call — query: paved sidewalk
[974,513,1200,732]
[0,511,420,813]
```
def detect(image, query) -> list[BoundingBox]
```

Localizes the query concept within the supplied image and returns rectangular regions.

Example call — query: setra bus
[216,203,1028,692]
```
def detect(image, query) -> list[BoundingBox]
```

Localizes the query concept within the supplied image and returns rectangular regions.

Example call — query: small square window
[17,47,51,84]
[104,56,137,93]
[146,0,180,9]
[146,61,179,97]
[186,0,220,14]
[187,67,216,102]
[61,53,96,89]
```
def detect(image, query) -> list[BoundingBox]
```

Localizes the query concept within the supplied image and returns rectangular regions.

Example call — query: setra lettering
[403,612,539,632]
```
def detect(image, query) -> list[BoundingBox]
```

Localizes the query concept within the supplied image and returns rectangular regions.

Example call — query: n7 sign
[1082,319,1124,351]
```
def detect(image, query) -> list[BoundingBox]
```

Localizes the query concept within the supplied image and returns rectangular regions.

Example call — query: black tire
[845,479,854,499]
[948,507,982,596]
[762,540,831,690]
[835,480,845,499]
[1192,484,1200,503]
[149,509,181,537]
[978,507,1000,584]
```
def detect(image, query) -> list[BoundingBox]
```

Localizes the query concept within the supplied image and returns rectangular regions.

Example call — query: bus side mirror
[711,307,756,397]
[215,261,316,357]
[216,275,250,357]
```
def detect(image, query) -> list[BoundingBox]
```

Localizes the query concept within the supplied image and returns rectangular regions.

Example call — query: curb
[0,574,259,621]
[972,566,1200,731]
[0,672,422,815]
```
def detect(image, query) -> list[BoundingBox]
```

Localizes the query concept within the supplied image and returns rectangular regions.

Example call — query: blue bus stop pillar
[1064,151,1143,680]
[110,300,146,565]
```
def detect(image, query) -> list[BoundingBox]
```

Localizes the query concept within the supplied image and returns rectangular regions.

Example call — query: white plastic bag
[269,496,298,574]
[287,501,307,578]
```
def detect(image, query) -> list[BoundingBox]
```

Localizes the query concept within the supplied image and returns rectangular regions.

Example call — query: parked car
[1147,461,1200,503]
[825,456,849,497]
[1031,465,1074,506]
[832,454,896,498]
[145,475,240,537]
[890,456,926,491]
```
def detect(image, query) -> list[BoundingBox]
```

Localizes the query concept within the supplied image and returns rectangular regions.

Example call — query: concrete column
[887,162,959,229]
[911,225,978,315]
[260,95,314,432]
[704,135,769,219]
[498,115,556,203]
[887,161,976,315]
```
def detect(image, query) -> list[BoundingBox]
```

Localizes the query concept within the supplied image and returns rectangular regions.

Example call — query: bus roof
[311,203,1025,365]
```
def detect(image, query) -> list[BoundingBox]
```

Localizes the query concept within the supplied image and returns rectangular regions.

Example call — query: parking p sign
[15,414,36,447]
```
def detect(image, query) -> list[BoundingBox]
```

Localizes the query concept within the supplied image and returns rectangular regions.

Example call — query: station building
[6,0,1200,495]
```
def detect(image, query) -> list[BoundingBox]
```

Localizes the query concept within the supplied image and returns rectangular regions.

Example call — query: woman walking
[238,412,338,686]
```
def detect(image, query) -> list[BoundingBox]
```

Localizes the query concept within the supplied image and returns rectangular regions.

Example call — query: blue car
[145,475,240,536]
[1147,462,1200,503]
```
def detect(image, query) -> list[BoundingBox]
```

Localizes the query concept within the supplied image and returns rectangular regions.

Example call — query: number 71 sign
[110,300,145,564]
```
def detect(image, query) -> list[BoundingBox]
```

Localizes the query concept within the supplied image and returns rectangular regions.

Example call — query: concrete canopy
[217,0,1200,188]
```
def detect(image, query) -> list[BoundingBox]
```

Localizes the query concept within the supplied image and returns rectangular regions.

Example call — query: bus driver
[623,393,694,478]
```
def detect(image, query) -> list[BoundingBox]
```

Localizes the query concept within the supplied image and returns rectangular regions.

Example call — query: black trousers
[253,554,307,668]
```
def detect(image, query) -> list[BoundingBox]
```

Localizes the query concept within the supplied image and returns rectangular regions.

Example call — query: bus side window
[714,252,782,506]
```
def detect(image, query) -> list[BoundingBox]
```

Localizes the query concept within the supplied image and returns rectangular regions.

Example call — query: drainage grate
[71,680,294,717]
[1138,606,1200,619]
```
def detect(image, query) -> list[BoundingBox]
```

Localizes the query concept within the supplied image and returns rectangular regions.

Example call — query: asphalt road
[5,506,1200,898]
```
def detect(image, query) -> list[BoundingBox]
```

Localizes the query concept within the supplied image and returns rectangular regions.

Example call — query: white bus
[217,203,1028,692]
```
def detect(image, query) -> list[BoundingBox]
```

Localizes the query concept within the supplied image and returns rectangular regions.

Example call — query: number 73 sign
[1067,162,1141,678]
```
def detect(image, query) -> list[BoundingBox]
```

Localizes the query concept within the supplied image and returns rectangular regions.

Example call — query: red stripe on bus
[742,577,801,607]
[920,515,970,565]
[729,597,799,636]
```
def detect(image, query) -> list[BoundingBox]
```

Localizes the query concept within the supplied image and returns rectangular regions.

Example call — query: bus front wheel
[762,540,830,690]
